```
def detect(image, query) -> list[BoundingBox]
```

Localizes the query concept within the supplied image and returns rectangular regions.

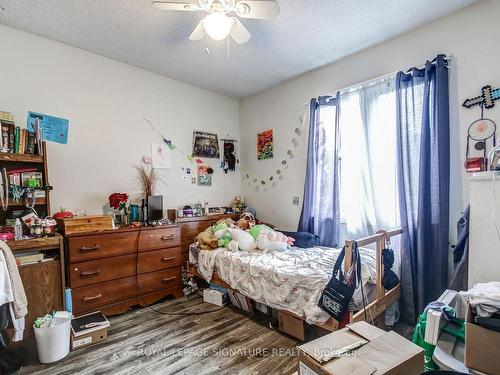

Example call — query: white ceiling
[0,0,476,98]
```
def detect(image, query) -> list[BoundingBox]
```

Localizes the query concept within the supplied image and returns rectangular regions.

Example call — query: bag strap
[332,246,346,279]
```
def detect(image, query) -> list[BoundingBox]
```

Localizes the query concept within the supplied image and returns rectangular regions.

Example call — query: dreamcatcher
[465,115,497,172]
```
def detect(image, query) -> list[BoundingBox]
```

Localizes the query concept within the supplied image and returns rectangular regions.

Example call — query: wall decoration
[223,140,237,173]
[151,143,171,169]
[465,118,497,172]
[197,164,213,186]
[257,129,274,160]
[241,113,306,192]
[27,111,69,144]
[192,131,220,158]
[463,85,500,109]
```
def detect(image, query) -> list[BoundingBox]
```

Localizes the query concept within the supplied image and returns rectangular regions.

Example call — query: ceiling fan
[152,0,280,44]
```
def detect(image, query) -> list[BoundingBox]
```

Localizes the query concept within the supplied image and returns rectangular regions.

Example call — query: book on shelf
[14,251,44,266]
[0,112,43,155]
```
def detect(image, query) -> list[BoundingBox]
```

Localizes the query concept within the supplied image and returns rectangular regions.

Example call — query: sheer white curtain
[338,76,399,241]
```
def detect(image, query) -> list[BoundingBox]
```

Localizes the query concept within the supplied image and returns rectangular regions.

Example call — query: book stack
[0,112,43,155]
[14,251,44,266]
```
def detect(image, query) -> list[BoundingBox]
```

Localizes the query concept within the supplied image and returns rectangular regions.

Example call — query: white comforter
[197,246,377,324]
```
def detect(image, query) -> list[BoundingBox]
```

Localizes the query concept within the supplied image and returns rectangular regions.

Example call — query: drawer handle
[161,234,175,241]
[162,256,176,262]
[162,276,177,282]
[80,269,101,277]
[82,293,102,302]
[79,244,100,252]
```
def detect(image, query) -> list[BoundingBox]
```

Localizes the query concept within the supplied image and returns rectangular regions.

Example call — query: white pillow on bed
[228,228,256,251]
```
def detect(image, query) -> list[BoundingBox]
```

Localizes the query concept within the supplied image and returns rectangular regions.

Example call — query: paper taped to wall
[27,112,69,144]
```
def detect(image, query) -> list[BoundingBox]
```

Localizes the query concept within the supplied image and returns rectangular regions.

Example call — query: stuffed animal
[249,224,295,252]
[237,212,255,230]
[195,229,219,250]
[227,227,256,251]
[212,221,233,248]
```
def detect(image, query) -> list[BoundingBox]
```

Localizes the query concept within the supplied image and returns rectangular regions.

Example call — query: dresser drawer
[68,231,138,263]
[138,268,181,295]
[72,276,137,314]
[69,254,136,288]
[137,247,182,273]
[138,227,180,252]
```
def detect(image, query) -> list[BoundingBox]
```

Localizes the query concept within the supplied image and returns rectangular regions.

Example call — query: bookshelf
[0,141,51,225]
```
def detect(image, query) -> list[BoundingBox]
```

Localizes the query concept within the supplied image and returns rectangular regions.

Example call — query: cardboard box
[71,311,110,350]
[465,302,500,375]
[71,327,108,350]
[203,288,229,306]
[278,311,305,341]
[297,321,423,375]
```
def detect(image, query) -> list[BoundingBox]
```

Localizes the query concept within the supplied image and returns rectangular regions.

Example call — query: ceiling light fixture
[202,11,234,40]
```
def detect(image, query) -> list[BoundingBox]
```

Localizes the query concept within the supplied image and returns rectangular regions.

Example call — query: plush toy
[212,221,233,248]
[237,212,255,230]
[249,224,295,252]
[227,227,256,251]
[195,229,219,250]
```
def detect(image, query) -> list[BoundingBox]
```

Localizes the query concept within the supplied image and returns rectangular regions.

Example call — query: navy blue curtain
[396,54,450,322]
[298,94,341,247]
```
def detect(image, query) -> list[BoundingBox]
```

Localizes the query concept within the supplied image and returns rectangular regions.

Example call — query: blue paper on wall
[27,112,69,144]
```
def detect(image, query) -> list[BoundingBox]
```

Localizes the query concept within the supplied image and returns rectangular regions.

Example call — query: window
[336,76,399,237]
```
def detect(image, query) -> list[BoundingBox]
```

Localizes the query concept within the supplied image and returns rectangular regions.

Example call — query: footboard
[345,228,402,323]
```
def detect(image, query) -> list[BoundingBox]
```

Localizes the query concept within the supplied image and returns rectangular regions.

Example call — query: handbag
[318,242,362,321]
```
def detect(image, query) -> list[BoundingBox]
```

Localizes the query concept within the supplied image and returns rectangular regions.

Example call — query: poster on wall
[27,112,69,144]
[192,131,220,158]
[257,129,273,160]
[151,143,171,169]
[197,164,212,186]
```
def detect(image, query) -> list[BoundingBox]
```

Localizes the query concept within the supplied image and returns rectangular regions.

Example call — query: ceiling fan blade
[235,0,280,19]
[230,18,251,44]
[152,1,200,11]
[189,21,206,41]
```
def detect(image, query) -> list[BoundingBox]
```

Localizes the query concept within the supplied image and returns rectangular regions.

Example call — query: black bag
[318,243,362,321]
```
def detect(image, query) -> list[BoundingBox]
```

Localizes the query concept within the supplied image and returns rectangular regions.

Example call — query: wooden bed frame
[190,228,403,332]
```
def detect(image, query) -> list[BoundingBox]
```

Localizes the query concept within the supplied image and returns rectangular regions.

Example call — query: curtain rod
[303,55,450,106]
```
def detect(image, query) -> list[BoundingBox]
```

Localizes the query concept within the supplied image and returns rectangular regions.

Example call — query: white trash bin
[33,319,71,363]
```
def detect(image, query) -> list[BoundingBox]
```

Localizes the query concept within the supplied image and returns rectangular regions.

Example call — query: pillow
[280,231,319,248]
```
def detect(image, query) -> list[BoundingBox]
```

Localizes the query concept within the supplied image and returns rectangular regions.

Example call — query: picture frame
[192,131,220,158]
[257,129,273,160]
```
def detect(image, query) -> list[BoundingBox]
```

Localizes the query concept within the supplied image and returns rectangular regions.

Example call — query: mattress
[192,245,377,324]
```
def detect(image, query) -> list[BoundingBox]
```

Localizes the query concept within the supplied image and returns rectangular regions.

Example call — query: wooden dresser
[64,225,183,316]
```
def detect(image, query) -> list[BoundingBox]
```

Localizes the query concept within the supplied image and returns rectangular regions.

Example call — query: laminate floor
[16,295,299,375]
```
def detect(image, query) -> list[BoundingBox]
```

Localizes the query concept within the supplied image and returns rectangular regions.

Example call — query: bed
[189,228,402,332]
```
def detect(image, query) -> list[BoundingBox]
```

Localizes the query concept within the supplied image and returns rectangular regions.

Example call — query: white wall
[0,25,241,215]
[239,0,500,244]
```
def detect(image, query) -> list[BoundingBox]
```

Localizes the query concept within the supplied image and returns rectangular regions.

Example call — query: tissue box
[203,288,229,306]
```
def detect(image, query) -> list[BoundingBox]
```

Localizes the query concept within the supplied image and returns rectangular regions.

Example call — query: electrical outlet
[292,196,300,206]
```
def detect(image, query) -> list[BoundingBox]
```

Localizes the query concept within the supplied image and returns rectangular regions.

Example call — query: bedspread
[197,246,377,324]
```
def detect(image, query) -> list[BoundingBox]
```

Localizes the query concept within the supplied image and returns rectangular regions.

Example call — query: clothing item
[460,282,500,317]
[449,206,470,291]
[0,251,25,341]
[0,241,27,319]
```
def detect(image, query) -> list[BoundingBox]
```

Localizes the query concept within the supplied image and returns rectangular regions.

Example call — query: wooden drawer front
[138,227,180,252]
[72,276,137,314]
[69,254,136,288]
[68,231,138,263]
[180,221,211,253]
[137,247,182,273]
[138,268,181,295]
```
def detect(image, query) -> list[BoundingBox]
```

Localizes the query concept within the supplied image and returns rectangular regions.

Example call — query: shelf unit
[1,142,61,341]
[0,141,51,225]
